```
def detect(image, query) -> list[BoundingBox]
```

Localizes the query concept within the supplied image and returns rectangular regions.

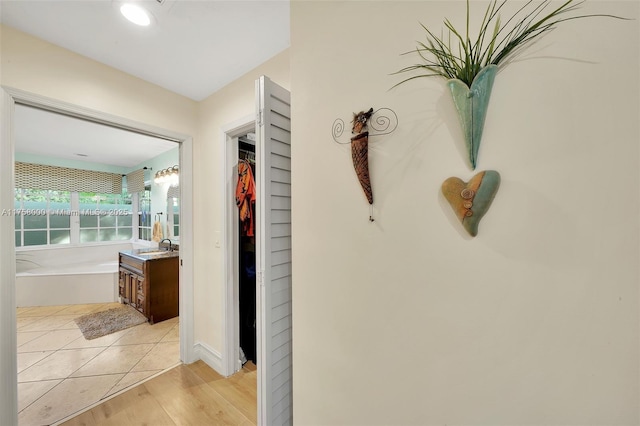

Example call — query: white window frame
[14,189,72,247]
[76,191,133,244]
[14,188,134,247]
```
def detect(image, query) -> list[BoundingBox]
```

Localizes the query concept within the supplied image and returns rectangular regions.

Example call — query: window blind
[15,162,122,194]
[126,168,147,193]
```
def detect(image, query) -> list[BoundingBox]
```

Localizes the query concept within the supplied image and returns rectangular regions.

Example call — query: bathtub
[16,242,152,307]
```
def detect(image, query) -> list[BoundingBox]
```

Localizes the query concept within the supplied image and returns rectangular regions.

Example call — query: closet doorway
[224,76,292,425]
[237,133,257,367]
[224,119,257,375]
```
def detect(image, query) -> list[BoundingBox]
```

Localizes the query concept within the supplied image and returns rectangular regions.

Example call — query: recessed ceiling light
[120,3,151,26]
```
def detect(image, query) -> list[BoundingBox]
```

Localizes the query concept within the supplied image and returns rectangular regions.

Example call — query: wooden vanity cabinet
[118,252,179,324]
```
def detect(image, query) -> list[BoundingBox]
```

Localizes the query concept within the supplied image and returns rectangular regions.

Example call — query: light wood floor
[61,361,257,425]
[17,303,180,425]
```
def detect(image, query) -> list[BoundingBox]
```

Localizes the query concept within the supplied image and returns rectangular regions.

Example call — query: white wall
[0,24,198,425]
[0,24,291,392]
[193,49,289,360]
[291,1,639,424]
[0,25,197,133]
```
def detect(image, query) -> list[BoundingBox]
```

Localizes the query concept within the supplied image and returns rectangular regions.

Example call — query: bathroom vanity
[118,248,179,324]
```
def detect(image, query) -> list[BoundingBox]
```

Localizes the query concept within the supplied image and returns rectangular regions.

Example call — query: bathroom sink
[139,250,173,255]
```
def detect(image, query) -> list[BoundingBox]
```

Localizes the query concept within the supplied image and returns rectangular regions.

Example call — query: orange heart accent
[442,170,500,237]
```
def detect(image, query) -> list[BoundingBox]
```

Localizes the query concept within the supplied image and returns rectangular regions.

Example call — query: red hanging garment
[235,160,256,236]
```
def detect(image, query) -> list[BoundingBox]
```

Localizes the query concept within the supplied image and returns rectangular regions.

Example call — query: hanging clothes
[239,238,256,363]
[236,160,256,237]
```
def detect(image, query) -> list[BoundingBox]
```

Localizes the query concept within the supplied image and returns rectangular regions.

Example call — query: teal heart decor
[447,65,497,170]
[441,170,500,237]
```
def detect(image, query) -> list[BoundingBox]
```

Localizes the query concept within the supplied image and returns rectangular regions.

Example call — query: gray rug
[75,305,147,340]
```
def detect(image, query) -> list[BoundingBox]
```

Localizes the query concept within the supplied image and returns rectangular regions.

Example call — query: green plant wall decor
[448,64,497,170]
[393,0,626,169]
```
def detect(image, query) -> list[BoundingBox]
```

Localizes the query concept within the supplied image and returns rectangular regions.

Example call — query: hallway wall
[1,25,291,376]
[0,23,199,425]
[194,49,290,361]
[1,25,290,372]
[290,1,639,424]
[0,25,197,133]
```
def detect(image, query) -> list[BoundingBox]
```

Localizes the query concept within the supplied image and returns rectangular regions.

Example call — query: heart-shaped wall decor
[441,170,500,237]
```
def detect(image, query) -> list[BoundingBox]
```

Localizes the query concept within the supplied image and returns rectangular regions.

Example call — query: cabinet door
[135,275,145,314]
[121,269,133,304]
[135,275,145,296]
[136,292,145,314]
[127,273,135,305]
[118,269,126,299]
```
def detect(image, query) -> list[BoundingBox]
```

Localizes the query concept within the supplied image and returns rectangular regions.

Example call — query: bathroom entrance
[1,88,195,426]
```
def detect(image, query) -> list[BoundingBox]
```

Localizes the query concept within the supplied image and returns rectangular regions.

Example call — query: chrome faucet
[160,239,172,251]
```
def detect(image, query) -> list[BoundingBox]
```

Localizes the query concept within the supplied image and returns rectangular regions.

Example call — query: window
[14,189,71,247]
[172,198,180,237]
[79,191,133,243]
[14,188,132,247]
[138,186,151,241]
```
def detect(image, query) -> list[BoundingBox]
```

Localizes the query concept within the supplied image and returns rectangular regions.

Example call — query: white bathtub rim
[15,241,151,274]
[16,261,119,277]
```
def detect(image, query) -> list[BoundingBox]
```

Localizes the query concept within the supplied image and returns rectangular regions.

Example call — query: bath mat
[75,305,147,340]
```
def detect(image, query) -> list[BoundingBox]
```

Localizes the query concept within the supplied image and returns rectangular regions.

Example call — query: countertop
[120,248,180,261]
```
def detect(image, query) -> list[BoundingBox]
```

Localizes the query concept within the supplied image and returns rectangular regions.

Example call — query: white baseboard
[193,341,226,376]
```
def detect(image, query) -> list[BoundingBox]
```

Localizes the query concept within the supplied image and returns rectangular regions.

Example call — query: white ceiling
[1,0,290,167]
[0,0,290,101]
[15,104,178,168]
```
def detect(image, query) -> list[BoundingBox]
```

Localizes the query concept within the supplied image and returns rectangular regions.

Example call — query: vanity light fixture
[120,3,151,26]
[154,165,179,186]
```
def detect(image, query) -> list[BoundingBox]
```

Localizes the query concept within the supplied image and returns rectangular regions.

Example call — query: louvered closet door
[255,75,292,426]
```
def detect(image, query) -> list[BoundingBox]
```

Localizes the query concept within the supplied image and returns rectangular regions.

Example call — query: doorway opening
[14,104,183,424]
[254,75,293,425]
[223,76,292,425]
[0,88,195,425]
[237,133,257,367]
[223,117,257,376]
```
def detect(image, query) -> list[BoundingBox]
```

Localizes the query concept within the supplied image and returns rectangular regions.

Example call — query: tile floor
[16,303,180,426]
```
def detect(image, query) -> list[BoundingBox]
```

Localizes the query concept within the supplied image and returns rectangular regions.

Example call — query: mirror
[166,185,180,243]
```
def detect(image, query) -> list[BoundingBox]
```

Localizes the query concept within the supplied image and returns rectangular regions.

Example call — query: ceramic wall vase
[447,65,497,170]
[441,170,500,237]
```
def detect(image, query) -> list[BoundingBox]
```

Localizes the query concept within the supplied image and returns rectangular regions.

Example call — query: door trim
[0,87,196,424]
[221,115,255,376]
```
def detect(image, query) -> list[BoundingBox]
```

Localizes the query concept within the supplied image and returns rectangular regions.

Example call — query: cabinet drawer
[120,255,144,274]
